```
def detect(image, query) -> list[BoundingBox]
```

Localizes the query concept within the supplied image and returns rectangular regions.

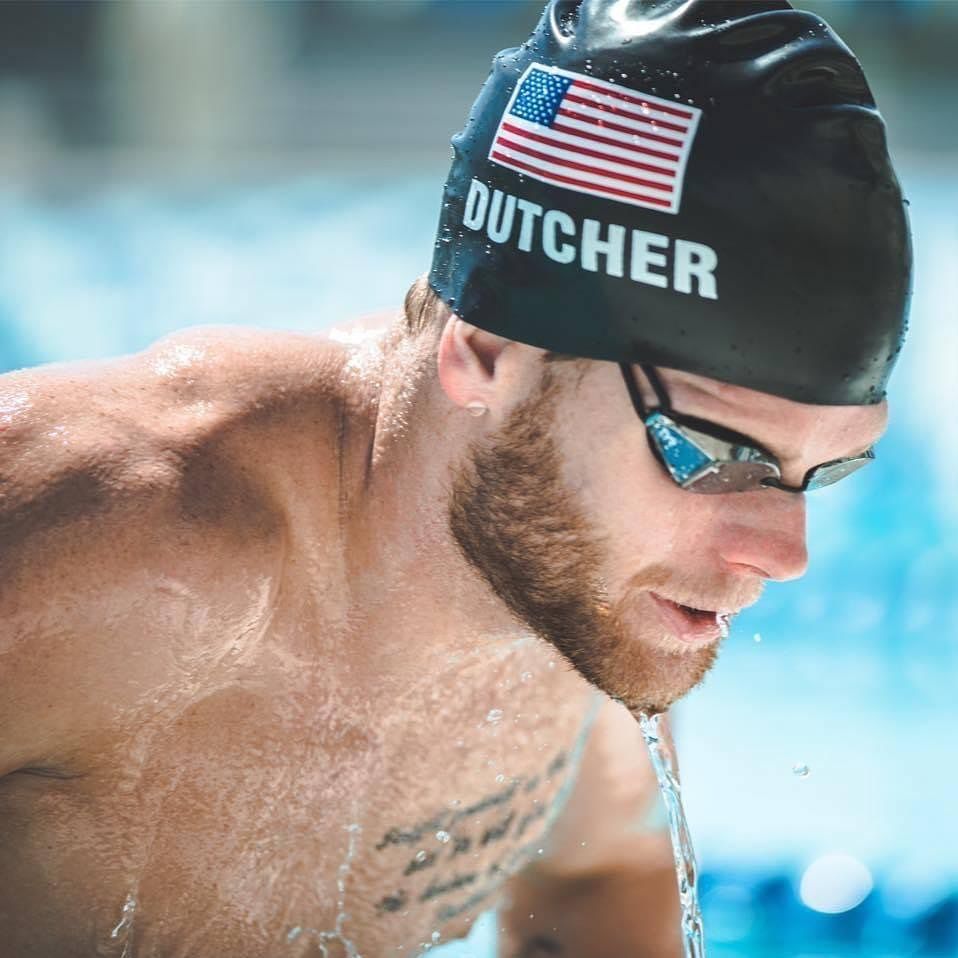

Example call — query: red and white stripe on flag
[488,62,702,215]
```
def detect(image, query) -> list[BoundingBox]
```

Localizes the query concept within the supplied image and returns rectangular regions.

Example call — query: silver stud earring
[466,401,488,417]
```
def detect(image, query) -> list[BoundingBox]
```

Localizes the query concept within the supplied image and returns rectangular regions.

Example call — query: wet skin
[0,315,688,957]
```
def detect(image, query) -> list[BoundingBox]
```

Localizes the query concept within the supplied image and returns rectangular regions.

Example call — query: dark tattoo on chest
[518,936,564,956]
[371,748,570,923]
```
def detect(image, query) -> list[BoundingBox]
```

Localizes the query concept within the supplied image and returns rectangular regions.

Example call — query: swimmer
[0,2,910,956]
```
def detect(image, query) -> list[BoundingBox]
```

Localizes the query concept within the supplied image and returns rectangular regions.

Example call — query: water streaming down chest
[635,711,706,958]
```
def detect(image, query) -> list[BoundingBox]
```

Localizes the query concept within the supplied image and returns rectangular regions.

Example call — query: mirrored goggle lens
[804,451,875,491]
[685,460,782,494]
[646,412,781,494]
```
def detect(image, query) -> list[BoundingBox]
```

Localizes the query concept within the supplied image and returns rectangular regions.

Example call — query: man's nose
[718,492,809,582]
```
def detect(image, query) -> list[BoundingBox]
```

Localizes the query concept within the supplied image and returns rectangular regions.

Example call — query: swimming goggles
[619,364,875,495]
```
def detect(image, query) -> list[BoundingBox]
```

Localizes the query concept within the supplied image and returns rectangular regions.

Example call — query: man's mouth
[649,592,733,646]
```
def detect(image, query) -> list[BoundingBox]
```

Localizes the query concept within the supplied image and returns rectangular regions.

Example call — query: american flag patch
[489,63,702,215]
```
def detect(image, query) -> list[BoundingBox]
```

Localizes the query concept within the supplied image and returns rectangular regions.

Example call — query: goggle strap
[619,363,650,419]
[640,365,673,413]
[619,363,674,420]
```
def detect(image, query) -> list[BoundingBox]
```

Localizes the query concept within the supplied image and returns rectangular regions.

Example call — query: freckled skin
[0,306,887,957]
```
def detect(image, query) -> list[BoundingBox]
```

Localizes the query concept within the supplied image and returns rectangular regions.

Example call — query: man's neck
[332,320,538,697]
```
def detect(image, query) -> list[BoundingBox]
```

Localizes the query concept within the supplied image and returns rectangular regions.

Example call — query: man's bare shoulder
[0,323,370,770]
[0,321,385,632]
[0,324,354,534]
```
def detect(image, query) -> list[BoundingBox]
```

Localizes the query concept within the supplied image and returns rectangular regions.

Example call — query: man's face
[449,359,887,715]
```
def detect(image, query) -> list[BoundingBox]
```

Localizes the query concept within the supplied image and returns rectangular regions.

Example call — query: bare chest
[344,682,598,953]
[0,638,596,958]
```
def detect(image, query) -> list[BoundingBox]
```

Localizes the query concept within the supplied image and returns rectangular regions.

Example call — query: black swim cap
[429,0,912,405]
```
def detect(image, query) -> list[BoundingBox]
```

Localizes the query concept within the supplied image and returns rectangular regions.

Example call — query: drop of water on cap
[486,708,504,723]
[793,763,810,778]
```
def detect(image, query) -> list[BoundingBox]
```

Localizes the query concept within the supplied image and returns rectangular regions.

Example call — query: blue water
[1,165,955,956]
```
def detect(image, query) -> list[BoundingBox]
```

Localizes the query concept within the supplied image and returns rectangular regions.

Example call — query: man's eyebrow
[662,371,887,460]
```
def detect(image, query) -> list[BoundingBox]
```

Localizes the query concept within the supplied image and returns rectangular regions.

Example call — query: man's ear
[437,316,518,412]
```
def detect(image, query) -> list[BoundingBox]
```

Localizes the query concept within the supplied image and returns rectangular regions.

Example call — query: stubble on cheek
[446,371,719,716]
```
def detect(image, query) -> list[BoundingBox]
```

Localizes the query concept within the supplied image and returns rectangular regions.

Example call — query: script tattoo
[517,936,564,956]
[372,748,572,923]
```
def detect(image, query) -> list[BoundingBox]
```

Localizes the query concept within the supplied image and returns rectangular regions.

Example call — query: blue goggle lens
[645,412,782,493]
[645,412,875,494]
[803,450,875,491]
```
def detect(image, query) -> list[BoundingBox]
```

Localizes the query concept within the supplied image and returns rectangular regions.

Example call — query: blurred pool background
[1,2,956,955]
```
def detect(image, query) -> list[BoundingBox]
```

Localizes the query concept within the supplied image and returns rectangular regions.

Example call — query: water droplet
[436,830,451,843]
[486,708,504,723]
[415,849,428,862]
[495,773,505,783]
[520,671,533,683]
[793,763,810,778]
[536,848,544,855]
[431,931,442,944]
[754,632,762,643]
[547,660,555,669]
